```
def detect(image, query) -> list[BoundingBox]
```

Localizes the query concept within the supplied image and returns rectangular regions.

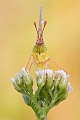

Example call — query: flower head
[11,68,73,115]
[11,68,33,94]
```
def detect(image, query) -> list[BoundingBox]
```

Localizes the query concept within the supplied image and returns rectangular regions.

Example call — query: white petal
[46,69,53,76]
[67,74,70,79]
[11,78,15,83]
[68,82,73,91]
[22,67,25,71]
[36,71,39,76]
[68,82,70,86]
[68,86,73,91]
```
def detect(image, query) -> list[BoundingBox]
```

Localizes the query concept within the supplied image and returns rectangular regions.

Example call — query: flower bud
[53,70,73,101]
[21,68,33,86]
[15,73,23,87]
[46,69,54,89]
[36,70,46,88]
[11,78,22,92]
[11,68,33,94]
[55,70,72,93]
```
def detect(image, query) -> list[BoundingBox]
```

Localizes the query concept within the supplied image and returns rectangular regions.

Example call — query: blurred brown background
[0,0,80,120]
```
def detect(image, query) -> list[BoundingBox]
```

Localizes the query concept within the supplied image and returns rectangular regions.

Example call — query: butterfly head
[34,6,47,47]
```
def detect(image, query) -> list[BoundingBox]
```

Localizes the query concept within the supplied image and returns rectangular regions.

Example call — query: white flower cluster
[22,67,29,75]
[11,67,33,93]
[55,70,70,79]
[55,70,73,91]
[36,69,54,77]
[36,69,73,92]
[11,68,73,93]
[11,67,29,83]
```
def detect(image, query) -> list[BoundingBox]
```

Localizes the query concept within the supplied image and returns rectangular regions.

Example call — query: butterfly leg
[29,62,33,71]
[43,57,68,74]
[50,57,68,74]
[25,55,32,70]
[32,59,41,76]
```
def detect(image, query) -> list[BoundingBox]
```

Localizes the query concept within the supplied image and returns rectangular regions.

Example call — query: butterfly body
[32,44,48,69]
[25,6,66,72]
[31,6,49,69]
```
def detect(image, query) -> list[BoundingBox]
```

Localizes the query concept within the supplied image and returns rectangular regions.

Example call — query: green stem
[37,117,47,120]
[46,99,56,114]
[22,93,47,120]
[36,110,47,120]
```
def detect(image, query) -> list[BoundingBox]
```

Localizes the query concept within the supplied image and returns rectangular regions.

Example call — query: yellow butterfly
[25,6,67,73]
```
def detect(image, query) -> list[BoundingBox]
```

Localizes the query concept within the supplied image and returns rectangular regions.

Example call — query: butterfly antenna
[34,22,38,34]
[39,6,47,33]
[42,21,47,33]
[38,5,43,34]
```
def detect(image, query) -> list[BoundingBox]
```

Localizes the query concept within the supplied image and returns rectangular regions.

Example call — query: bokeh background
[0,0,80,120]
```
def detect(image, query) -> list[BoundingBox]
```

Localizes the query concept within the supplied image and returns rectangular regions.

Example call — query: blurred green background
[0,0,80,120]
